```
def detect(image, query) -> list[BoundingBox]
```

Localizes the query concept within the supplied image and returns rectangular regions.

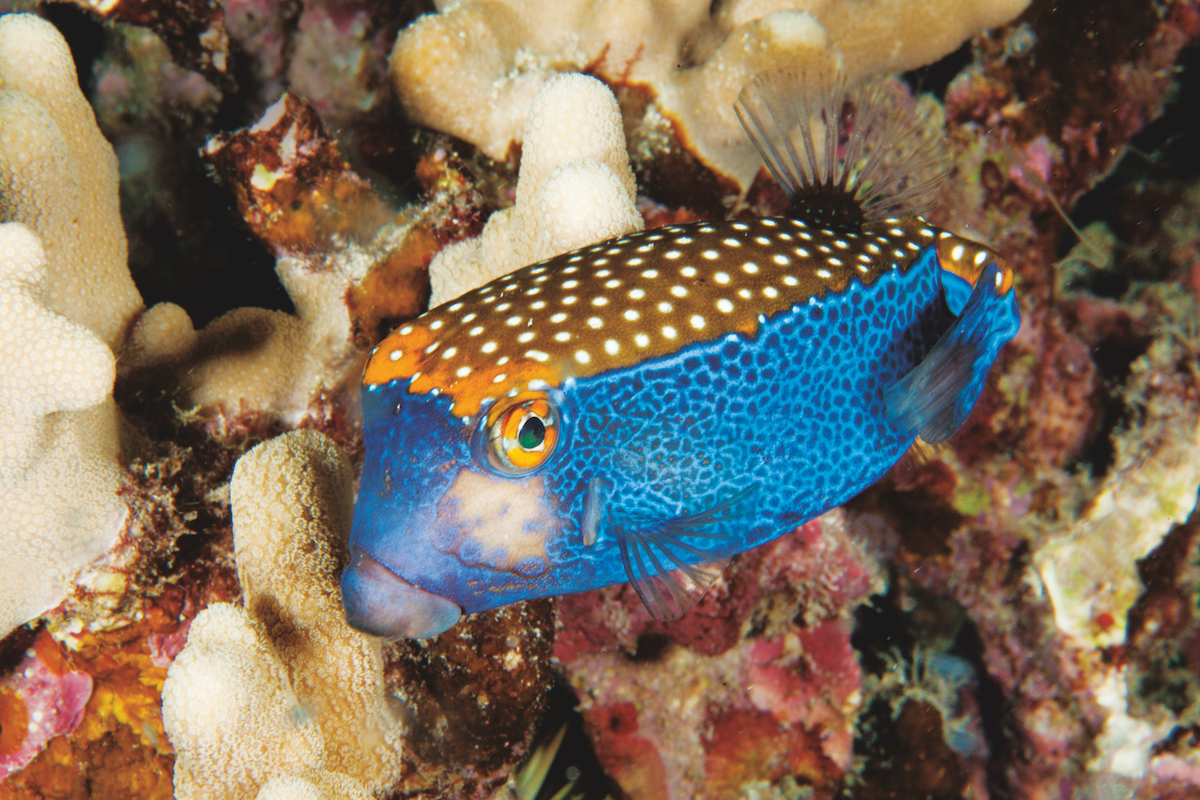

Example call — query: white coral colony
[390,0,1033,188]
[0,223,125,636]
[0,13,136,638]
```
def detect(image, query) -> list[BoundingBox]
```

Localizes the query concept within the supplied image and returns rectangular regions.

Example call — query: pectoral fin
[615,486,756,620]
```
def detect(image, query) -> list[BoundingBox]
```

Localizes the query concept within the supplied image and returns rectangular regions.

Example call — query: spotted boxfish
[341,71,1022,639]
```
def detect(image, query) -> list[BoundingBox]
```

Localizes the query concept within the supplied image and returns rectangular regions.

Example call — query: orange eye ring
[480,393,561,475]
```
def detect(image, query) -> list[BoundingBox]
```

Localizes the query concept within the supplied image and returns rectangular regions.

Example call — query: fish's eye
[484,395,560,474]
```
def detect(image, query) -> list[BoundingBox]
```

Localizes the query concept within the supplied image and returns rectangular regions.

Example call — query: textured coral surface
[3,0,1200,799]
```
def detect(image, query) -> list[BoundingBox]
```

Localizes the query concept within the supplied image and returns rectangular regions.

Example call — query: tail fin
[885,264,1021,443]
[735,69,948,227]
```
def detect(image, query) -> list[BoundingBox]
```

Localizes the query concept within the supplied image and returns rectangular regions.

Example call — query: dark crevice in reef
[846,464,968,558]
[56,1,295,329]
[951,615,1016,800]
[42,3,105,96]
[528,681,616,800]
[120,24,296,329]
[628,632,673,662]
[122,154,291,328]
[850,587,1017,800]
[851,592,916,676]
[1064,40,1200,276]
[902,39,974,101]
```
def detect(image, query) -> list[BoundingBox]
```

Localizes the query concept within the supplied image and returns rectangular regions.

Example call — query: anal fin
[616,486,755,620]
[885,263,1021,443]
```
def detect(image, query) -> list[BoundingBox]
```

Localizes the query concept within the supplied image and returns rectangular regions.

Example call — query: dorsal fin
[735,69,948,230]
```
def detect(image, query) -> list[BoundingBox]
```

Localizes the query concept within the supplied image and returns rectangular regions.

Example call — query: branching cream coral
[0,12,143,349]
[162,430,404,800]
[0,222,126,638]
[429,73,642,304]
[173,254,363,421]
[390,0,1031,188]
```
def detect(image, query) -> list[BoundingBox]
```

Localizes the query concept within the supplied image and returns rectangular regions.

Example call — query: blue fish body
[341,74,1022,639]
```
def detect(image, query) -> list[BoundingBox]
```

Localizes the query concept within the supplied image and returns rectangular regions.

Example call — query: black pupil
[517,415,546,449]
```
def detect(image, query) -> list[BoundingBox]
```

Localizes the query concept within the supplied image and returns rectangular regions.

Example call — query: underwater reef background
[2,0,1200,798]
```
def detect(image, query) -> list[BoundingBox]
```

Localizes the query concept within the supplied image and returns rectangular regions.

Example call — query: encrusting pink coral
[0,628,93,781]
[555,512,882,798]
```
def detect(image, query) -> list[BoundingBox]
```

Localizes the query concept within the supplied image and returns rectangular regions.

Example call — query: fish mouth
[340,549,462,640]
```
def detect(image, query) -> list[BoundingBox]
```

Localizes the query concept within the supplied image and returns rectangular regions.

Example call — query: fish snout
[340,549,462,640]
